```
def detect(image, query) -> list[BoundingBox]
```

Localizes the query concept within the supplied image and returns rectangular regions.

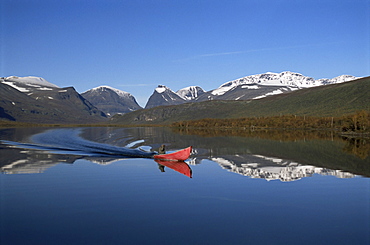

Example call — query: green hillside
[111,76,370,125]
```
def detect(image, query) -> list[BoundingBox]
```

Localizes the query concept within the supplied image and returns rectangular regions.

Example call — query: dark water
[0,127,369,245]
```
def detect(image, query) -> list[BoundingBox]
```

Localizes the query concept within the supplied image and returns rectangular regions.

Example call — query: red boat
[153,146,192,161]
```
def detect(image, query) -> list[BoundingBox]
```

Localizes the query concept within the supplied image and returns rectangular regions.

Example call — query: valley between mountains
[1,72,369,129]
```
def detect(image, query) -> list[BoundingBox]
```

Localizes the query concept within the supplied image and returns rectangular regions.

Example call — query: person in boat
[158,144,166,154]
[158,144,166,172]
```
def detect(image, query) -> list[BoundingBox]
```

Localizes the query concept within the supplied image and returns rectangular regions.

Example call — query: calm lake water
[0,127,369,245]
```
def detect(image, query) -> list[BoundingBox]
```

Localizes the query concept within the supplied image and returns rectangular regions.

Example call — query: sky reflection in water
[0,127,369,245]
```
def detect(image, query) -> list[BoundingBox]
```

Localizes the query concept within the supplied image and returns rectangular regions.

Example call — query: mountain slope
[145,85,186,108]
[81,86,142,116]
[110,76,370,125]
[0,77,107,124]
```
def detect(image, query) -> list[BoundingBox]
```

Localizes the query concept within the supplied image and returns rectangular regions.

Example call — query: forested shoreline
[172,111,370,133]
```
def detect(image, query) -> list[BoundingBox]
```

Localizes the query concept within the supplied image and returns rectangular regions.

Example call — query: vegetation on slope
[172,111,370,133]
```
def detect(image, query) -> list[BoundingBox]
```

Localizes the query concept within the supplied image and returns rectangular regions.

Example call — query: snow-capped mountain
[316,74,358,85]
[143,72,359,109]
[217,72,356,91]
[145,85,205,108]
[82,86,142,116]
[196,71,358,101]
[3,72,360,117]
[0,76,107,123]
[176,86,205,100]
[2,76,60,92]
[145,85,187,109]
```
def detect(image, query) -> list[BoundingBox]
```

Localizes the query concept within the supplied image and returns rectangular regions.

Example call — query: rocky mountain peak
[155,85,172,94]
[145,85,185,109]
[176,86,205,100]
[81,86,141,116]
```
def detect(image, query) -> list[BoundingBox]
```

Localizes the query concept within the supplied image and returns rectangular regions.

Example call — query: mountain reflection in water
[0,128,193,177]
[209,155,356,182]
[0,127,369,181]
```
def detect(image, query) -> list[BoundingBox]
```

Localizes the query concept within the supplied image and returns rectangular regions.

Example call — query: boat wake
[1,128,155,158]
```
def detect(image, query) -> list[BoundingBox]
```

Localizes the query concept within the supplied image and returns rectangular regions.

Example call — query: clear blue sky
[1,0,369,106]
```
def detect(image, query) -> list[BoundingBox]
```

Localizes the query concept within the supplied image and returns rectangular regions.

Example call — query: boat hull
[153,146,192,161]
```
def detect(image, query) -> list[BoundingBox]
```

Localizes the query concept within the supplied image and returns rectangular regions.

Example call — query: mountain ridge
[0,77,107,124]
[1,72,365,124]
[143,71,358,108]
[194,72,358,102]
[111,76,370,125]
[3,76,59,90]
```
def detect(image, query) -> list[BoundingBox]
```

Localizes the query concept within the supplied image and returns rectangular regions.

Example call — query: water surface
[1,127,369,245]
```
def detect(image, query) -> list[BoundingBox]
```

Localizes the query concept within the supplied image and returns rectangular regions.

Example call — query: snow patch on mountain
[176,86,205,100]
[253,88,285,99]
[90,85,131,98]
[2,81,30,92]
[155,85,167,93]
[211,71,358,97]
[241,85,259,89]
[154,85,181,99]
[4,76,59,88]
[316,75,358,85]
[211,86,232,96]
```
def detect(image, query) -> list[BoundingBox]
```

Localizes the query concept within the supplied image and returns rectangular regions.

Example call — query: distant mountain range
[0,72,365,124]
[144,71,358,108]
[111,76,370,125]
